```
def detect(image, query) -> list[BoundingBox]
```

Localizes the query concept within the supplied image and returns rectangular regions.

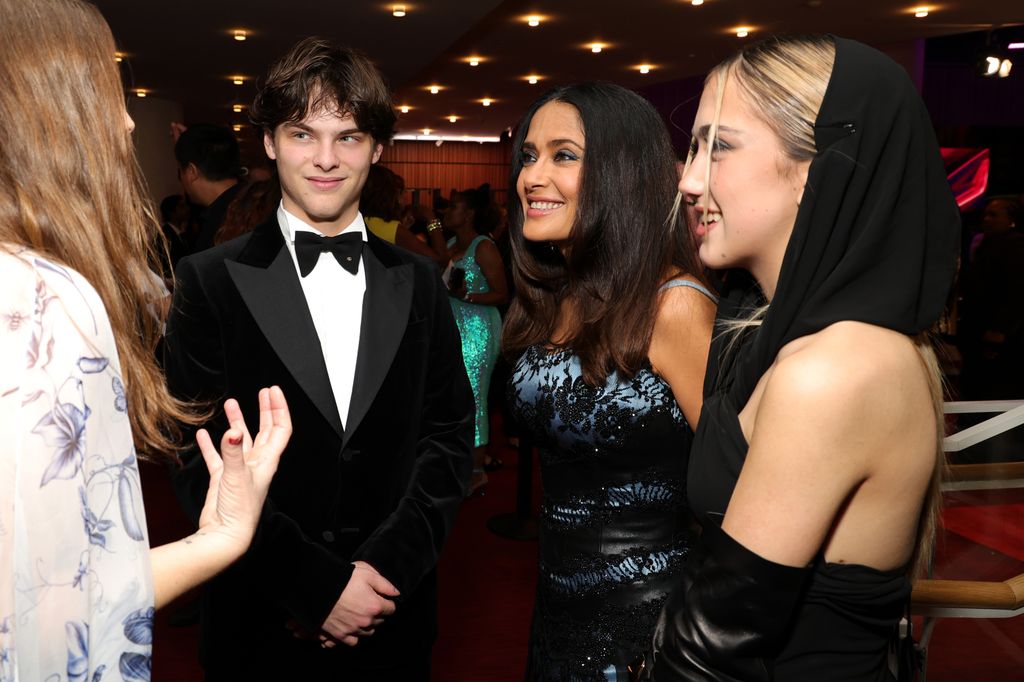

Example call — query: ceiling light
[979,55,1013,78]
[233,124,242,132]
[482,98,492,107]
[1009,43,1024,50]
[913,7,929,18]
[233,29,247,41]
[526,15,541,27]
[400,105,410,114]
[396,133,501,143]
[691,0,704,5]
[232,104,243,113]
[114,52,124,63]
[638,64,652,74]
[429,85,440,94]
[393,5,407,17]
[232,76,245,86]
[589,42,605,53]
[448,115,458,123]
[527,74,540,84]
[736,27,750,38]
[469,56,481,66]
[134,89,147,98]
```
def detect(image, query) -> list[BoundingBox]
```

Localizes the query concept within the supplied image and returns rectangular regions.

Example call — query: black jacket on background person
[163,213,474,679]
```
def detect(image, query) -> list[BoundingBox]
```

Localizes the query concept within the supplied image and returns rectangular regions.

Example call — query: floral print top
[0,248,154,682]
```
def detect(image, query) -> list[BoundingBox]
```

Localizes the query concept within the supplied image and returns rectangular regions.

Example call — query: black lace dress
[509,346,697,681]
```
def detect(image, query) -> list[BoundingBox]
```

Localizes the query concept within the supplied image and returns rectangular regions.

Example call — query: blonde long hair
[0,0,198,461]
[685,35,943,578]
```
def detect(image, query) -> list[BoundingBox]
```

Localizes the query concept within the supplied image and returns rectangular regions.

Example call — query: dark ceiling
[96,0,1023,141]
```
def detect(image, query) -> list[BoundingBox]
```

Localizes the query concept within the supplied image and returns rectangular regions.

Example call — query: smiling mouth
[307,177,344,190]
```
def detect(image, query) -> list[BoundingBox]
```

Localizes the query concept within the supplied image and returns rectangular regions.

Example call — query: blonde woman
[0,1,291,679]
[651,36,959,680]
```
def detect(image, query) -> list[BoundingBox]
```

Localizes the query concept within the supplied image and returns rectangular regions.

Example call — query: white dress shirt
[278,203,366,429]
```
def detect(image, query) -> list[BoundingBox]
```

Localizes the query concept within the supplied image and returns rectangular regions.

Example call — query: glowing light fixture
[913,7,929,18]
[114,52,124,63]
[527,74,540,84]
[232,76,245,86]
[980,56,1013,78]
[527,15,541,27]
[448,115,458,123]
[482,98,492,107]
[134,89,147,98]
[429,85,441,94]
[691,0,704,5]
[469,56,481,66]
[422,128,432,135]
[400,105,410,114]
[397,133,501,143]
[1008,43,1024,50]
[232,124,242,132]
[233,29,247,41]
[393,5,407,17]
[589,42,605,53]
[232,104,243,113]
[736,27,750,38]
[999,59,1013,77]
[638,64,652,74]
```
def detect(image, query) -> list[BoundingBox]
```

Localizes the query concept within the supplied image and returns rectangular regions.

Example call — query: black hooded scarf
[688,36,961,516]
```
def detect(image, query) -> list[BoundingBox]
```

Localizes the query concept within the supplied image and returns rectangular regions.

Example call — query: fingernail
[229,434,242,445]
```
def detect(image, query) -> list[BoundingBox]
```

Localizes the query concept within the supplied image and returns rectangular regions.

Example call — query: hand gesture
[320,561,400,647]
[195,386,291,554]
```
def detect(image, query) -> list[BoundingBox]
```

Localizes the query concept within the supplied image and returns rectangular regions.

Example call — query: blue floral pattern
[0,248,154,681]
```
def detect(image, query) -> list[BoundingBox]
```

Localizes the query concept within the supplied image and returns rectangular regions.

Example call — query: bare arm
[151,387,291,608]
[394,222,449,268]
[648,282,716,428]
[461,239,508,307]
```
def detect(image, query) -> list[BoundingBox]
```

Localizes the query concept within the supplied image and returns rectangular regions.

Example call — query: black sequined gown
[509,346,696,681]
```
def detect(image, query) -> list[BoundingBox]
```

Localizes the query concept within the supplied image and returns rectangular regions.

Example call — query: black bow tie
[294,231,363,277]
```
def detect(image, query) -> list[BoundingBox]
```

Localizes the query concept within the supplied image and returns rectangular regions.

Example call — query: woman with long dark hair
[651,35,959,680]
[504,82,715,680]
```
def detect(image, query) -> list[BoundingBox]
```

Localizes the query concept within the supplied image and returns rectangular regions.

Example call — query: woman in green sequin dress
[445,187,508,494]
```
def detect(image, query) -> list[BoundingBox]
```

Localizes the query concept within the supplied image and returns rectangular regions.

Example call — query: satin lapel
[344,249,413,449]
[226,247,344,438]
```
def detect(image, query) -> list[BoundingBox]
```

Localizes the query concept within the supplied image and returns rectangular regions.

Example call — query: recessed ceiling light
[448,115,458,123]
[233,29,247,41]
[422,128,432,135]
[913,6,929,18]
[114,52,125,63]
[400,105,410,114]
[527,74,540,84]
[638,64,653,74]
[691,0,704,5]
[482,98,492,107]
[588,42,606,53]
[469,56,481,66]
[428,85,441,94]
[232,104,243,113]
[232,76,245,86]
[1009,42,1024,50]
[736,27,751,38]
[135,89,147,98]
[233,124,242,132]
[526,15,541,27]
[393,5,407,17]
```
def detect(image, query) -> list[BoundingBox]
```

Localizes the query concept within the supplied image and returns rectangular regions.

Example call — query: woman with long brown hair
[651,35,958,680]
[504,82,715,680]
[0,0,290,678]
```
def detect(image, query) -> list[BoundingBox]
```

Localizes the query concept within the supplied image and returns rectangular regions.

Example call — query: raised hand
[195,386,291,553]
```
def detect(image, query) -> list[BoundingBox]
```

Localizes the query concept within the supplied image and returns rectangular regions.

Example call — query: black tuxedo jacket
[164,214,473,674]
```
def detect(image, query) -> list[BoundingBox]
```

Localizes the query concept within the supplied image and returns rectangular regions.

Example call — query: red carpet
[142,433,1024,680]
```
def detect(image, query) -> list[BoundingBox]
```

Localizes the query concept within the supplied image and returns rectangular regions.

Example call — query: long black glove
[650,516,810,681]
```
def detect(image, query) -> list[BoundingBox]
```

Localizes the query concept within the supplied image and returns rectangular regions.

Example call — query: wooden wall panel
[379,140,513,208]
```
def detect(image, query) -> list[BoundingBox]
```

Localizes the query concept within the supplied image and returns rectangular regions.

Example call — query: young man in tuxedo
[164,37,473,680]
